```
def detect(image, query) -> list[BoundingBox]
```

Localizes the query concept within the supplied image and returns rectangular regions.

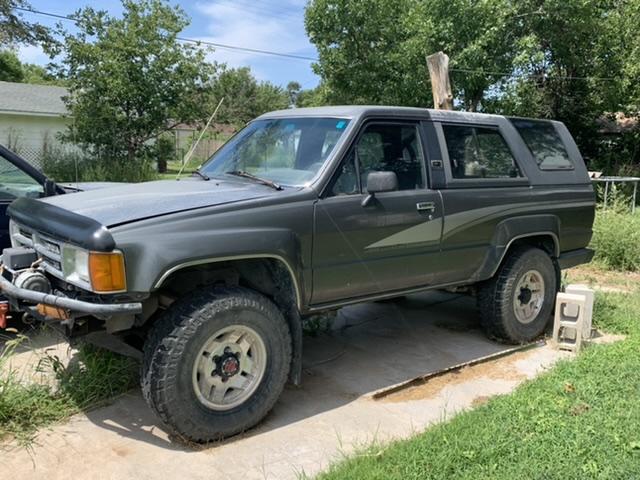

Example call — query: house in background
[0,81,70,169]
[0,80,236,170]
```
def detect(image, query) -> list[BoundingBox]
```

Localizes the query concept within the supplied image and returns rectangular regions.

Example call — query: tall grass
[0,336,138,446]
[41,146,158,183]
[590,202,640,272]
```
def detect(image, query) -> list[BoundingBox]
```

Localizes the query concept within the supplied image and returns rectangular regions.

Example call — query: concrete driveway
[2,291,569,479]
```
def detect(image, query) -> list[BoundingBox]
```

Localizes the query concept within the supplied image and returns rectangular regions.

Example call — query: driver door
[311,121,444,305]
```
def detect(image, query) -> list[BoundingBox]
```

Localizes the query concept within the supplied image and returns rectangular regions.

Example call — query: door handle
[416,202,436,212]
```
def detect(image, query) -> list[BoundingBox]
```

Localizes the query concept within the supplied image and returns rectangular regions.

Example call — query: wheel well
[157,258,299,312]
[508,234,558,258]
[500,234,561,289]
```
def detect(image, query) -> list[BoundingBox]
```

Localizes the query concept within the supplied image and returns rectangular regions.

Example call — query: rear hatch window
[510,119,574,170]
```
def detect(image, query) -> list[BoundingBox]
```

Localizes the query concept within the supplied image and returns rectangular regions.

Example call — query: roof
[0,81,68,117]
[258,105,510,123]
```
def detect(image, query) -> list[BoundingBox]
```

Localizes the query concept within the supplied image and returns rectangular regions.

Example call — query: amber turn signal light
[88,251,126,293]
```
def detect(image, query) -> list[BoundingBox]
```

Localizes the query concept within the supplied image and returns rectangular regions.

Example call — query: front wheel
[477,247,558,343]
[142,287,291,442]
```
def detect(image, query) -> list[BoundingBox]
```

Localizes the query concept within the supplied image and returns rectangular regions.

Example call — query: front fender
[115,227,305,303]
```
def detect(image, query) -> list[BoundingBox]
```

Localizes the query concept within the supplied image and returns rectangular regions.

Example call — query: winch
[13,269,52,294]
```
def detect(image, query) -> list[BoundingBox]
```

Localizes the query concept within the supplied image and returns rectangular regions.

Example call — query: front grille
[12,222,64,278]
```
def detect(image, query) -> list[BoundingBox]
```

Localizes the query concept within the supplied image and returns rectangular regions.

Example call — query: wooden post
[426,51,453,110]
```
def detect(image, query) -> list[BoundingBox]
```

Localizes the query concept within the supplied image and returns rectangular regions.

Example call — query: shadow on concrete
[81,291,512,451]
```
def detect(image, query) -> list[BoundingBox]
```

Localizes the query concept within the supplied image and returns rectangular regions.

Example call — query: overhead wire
[15,6,317,62]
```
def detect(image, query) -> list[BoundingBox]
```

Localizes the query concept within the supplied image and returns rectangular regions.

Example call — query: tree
[210,67,289,126]
[21,62,66,86]
[0,49,23,81]
[305,0,640,168]
[0,0,51,46]
[0,48,66,84]
[52,0,215,176]
[488,0,618,160]
[297,84,329,107]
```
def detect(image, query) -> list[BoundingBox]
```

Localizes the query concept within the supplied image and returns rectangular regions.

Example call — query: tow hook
[0,301,9,329]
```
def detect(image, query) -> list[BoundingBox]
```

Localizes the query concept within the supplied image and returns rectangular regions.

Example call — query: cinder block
[552,292,587,353]
[565,284,595,340]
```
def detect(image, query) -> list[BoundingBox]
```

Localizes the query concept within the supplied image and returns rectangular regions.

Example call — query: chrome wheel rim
[513,270,545,324]
[192,325,267,411]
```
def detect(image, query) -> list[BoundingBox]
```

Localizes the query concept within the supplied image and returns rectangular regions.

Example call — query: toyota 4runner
[0,106,595,442]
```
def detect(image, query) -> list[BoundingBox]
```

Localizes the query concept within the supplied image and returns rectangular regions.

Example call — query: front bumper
[0,268,142,318]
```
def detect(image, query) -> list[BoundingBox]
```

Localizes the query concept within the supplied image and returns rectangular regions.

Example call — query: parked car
[0,144,122,249]
[0,107,595,442]
[0,145,66,249]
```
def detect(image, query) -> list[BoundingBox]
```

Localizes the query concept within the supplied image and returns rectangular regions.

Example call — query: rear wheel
[142,287,291,442]
[477,247,557,343]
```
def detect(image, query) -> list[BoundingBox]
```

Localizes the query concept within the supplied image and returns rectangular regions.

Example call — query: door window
[443,125,522,179]
[0,157,43,200]
[331,123,425,195]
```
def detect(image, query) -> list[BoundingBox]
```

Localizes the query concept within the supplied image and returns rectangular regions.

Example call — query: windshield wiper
[193,168,210,181]
[225,170,283,190]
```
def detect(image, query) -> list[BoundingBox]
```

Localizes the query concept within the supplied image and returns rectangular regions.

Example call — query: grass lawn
[0,337,137,446]
[157,159,196,180]
[317,274,640,479]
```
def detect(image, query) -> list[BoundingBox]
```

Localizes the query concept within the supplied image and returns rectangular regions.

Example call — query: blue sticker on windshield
[336,120,347,130]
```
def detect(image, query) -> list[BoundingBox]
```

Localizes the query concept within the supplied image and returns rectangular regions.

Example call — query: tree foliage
[0,48,66,85]
[0,49,23,81]
[0,0,51,46]
[210,67,289,126]
[52,0,215,178]
[305,0,640,169]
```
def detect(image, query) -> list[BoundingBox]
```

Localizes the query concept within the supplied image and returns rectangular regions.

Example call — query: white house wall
[0,113,71,168]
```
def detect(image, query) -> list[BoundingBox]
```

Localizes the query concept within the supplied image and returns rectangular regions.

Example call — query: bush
[591,208,640,271]
[41,146,158,183]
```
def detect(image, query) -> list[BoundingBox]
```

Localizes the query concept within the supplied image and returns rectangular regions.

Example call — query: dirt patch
[567,265,640,292]
[379,349,533,403]
[471,395,492,407]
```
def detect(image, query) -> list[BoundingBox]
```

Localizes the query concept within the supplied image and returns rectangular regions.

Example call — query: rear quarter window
[510,119,574,170]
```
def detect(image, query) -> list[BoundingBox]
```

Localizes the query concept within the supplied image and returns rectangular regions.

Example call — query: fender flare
[474,215,561,281]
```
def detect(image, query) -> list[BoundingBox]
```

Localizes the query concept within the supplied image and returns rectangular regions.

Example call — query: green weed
[0,337,137,446]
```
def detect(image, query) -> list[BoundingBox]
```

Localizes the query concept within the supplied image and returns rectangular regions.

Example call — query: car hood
[59,181,128,192]
[41,178,276,227]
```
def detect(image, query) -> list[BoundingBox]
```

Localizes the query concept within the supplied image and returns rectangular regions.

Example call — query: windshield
[200,117,351,186]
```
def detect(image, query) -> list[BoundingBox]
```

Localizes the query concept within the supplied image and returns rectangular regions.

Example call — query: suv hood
[41,178,275,227]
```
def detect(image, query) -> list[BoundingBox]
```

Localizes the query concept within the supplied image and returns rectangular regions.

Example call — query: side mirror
[361,171,398,207]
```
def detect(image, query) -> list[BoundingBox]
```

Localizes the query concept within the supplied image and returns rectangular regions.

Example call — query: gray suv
[0,107,595,442]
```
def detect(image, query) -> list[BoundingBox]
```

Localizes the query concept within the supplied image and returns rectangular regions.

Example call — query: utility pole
[426,51,453,110]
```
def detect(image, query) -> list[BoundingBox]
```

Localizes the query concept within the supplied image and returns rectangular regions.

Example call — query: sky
[17,0,320,89]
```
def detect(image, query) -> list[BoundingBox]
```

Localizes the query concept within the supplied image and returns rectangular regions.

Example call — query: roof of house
[0,81,68,117]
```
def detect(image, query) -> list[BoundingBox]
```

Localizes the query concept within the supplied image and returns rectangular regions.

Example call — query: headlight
[62,245,126,293]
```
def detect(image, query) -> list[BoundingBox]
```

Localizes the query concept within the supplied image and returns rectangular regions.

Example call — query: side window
[510,119,574,170]
[0,157,43,201]
[443,125,522,179]
[331,123,425,195]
